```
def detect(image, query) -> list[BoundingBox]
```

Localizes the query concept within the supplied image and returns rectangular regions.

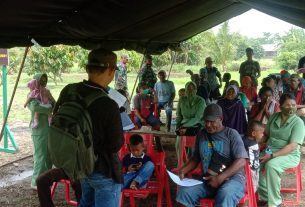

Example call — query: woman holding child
[258,93,305,207]
[26,73,55,189]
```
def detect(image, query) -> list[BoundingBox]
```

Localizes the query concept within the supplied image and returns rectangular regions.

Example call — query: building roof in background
[262,44,278,52]
[0,0,304,54]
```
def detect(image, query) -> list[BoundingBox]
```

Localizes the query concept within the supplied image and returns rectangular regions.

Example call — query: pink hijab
[27,79,49,104]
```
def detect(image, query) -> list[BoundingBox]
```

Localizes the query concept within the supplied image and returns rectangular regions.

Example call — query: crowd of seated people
[35,49,305,207]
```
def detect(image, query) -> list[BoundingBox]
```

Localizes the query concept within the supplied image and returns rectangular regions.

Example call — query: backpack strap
[83,90,107,108]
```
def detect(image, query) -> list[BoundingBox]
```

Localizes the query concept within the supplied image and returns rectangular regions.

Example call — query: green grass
[0,69,282,124]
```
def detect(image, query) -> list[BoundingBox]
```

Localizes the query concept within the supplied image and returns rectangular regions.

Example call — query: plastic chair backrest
[179,136,196,168]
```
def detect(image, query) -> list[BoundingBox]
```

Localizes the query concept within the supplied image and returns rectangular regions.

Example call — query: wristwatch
[270,153,274,159]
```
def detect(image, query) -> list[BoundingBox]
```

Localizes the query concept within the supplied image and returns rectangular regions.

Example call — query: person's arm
[256,62,261,78]
[169,82,176,104]
[151,89,158,103]
[216,69,222,87]
[179,158,200,179]
[176,99,182,129]
[104,99,124,153]
[133,95,146,123]
[28,99,53,114]
[260,143,298,163]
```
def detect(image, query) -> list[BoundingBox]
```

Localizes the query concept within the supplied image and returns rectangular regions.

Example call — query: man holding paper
[176,104,248,207]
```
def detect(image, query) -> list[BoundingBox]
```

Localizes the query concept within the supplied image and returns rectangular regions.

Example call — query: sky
[212,9,303,38]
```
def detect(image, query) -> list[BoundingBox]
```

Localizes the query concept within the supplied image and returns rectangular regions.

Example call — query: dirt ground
[0,123,305,207]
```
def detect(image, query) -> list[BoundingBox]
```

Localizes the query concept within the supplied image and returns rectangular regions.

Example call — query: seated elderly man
[176,104,248,207]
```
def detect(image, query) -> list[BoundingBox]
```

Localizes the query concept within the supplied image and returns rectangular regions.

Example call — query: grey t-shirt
[193,127,248,183]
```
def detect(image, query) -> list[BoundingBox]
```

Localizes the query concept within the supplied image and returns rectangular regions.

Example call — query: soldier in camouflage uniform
[115,54,129,91]
[239,48,261,88]
[139,55,157,89]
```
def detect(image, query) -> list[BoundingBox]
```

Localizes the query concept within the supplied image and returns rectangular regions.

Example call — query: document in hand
[167,170,203,187]
[108,88,127,108]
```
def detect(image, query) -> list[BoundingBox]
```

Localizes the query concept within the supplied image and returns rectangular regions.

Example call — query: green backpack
[48,84,106,181]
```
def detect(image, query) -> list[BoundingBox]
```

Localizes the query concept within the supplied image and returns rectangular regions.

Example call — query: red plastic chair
[51,179,78,206]
[280,163,302,205]
[120,151,172,207]
[172,136,202,176]
[200,160,257,207]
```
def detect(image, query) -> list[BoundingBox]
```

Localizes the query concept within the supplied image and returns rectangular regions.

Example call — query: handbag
[204,134,232,176]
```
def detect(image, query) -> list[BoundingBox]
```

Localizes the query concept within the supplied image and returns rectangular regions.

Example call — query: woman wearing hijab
[175,81,206,159]
[217,85,247,135]
[27,73,54,189]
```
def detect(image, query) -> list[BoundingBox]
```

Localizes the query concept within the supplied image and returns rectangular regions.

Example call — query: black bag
[205,134,232,176]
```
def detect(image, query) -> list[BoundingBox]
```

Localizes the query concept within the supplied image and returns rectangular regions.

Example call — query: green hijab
[33,73,48,87]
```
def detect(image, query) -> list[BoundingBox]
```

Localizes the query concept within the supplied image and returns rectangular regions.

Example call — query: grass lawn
[0,69,281,124]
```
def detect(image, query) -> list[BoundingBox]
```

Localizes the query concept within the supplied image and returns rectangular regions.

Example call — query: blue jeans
[135,113,160,128]
[176,178,245,207]
[123,161,155,189]
[158,102,172,130]
[79,171,121,207]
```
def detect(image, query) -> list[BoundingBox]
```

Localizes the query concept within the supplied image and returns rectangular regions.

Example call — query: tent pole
[0,47,29,143]
[167,51,176,80]
[130,52,146,100]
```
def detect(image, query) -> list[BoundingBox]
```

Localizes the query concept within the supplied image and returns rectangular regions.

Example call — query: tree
[206,21,235,71]
[28,45,78,84]
[276,28,305,70]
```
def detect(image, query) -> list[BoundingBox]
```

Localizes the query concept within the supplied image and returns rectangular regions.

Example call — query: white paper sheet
[108,88,127,108]
[167,170,203,187]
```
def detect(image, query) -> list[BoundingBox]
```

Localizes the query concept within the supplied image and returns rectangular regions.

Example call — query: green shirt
[176,95,206,128]
[28,100,52,135]
[266,112,305,158]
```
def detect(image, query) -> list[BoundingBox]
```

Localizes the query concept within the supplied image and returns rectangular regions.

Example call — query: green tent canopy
[0,0,304,54]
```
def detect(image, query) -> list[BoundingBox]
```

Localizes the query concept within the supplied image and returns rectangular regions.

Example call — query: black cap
[87,49,117,68]
[203,104,223,121]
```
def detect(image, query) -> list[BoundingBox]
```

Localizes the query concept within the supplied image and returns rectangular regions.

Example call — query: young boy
[243,120,264,192]
[122,134,155,190]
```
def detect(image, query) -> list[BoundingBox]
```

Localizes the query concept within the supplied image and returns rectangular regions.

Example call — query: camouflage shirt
[239,60,261,86]
[115,61,128,90]
[139,64,157,88]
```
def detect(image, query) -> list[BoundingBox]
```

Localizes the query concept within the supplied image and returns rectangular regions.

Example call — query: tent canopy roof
[1,0,305,54]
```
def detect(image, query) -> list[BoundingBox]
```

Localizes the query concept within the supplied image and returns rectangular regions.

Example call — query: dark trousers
[36,168,81,207]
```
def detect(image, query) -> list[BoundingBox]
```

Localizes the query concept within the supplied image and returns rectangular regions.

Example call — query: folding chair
[172,136,202,177]
[281,163,302,205]
[200,160,257,207]
[51,179,78,206]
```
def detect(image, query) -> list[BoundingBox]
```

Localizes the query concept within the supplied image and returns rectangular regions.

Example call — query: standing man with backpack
[50,49,124,207]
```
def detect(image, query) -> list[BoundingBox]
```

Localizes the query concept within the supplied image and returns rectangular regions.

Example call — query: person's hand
[134,162,142,171]
[178,169,185,180]
[140,118,146,124]
[203,175,224,188]
[128,164,137,172]
[264,97,272,111]
[259,154,272,163]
